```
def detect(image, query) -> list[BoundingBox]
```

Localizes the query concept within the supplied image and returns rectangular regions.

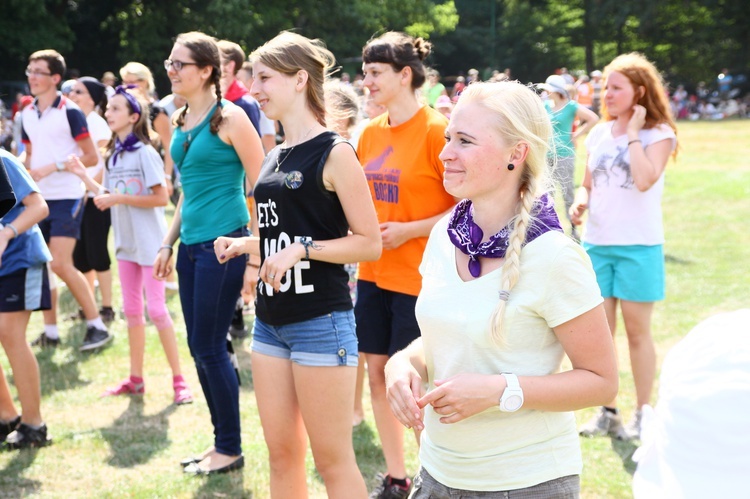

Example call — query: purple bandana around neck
[112,133,142,167]
[447,192,563,277]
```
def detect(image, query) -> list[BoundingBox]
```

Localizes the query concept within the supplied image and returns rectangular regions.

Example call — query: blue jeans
[176,227,247,456]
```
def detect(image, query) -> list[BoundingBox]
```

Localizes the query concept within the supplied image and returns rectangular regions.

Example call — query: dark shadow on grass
[665,253,692,265]
[235,335,254,393]
[192,470,250,498]
[101,397,177,468]
[0,447,41,497]
[33,342,91,396]
[611,438,638,475]
[353,421,390,490]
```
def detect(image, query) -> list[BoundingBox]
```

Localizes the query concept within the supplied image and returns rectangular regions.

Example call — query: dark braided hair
[172,31,224,134]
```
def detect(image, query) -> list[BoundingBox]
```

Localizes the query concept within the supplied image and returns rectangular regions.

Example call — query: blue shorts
[584,243,665,302]
[252,310,359,367]
[39,198,85,241]
[0,265,51,312]
[355,280,421,357]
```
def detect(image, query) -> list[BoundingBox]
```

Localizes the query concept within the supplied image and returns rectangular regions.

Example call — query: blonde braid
[490,174,539,344]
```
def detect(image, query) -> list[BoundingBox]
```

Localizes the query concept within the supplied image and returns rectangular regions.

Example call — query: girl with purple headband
[67,86,193,405]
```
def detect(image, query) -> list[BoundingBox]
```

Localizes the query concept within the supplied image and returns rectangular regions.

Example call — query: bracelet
[55,161,65,171]
[300,237,314,260]
[627,139,642,146]
[159,244,174,254]
[4,222,19,238]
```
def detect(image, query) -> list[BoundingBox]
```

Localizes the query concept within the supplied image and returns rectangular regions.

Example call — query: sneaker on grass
[30,332,59,349]
[369,473,412,499]
[579,406,629,440]
[0,416,21,444]
[79,326,113,352]
[4,423,52,449]
[622,408,643,440]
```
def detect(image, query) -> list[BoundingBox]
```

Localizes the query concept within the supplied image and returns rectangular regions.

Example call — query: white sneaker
[579,406,629,440]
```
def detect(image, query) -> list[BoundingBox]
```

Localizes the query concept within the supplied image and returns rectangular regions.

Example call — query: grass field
[1,119,748,498]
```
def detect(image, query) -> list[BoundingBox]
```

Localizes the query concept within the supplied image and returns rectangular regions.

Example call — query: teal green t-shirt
[545,100,579,158]
[170,100,249,245]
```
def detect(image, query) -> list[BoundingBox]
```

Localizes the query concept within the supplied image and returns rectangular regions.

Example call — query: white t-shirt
[583,122,676,245]
[103,144,167,265]
[84,111,112,198]
[259,110,275,137]
[416,216,603,491]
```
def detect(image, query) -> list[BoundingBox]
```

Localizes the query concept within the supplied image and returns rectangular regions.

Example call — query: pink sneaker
[173,378,193,405]
[102,378,144,397]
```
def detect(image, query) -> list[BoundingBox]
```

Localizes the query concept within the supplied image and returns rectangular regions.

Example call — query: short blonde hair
[119,62,155,95]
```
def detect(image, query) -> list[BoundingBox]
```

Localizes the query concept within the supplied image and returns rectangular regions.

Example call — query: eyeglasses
[25,69,52,77]
[164,59,199,71]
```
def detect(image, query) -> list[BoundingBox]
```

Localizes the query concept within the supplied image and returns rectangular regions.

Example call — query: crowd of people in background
[0,26,739,498]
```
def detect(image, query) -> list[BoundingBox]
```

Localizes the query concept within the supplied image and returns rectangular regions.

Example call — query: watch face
[505,394,523,411]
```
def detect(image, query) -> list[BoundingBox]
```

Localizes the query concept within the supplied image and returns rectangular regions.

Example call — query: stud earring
[507,163,515,171]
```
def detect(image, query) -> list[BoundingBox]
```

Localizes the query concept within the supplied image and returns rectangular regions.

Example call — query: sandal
[173,377,193,405]
[0,415,21,443]
[102,378,144,397]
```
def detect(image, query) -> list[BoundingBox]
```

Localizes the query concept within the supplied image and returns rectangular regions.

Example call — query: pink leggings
[117,260,173,330]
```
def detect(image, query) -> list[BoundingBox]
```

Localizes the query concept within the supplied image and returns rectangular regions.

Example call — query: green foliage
[0,0,746,94]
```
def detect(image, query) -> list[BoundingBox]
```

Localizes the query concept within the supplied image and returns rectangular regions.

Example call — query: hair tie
[114,85,142,115]
[498,290,510,302]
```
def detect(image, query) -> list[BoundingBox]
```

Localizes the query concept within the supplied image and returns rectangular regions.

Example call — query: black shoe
[66,308,86,322]
[4,422,52,449]
[369,473,412,499]
[183,455,244,475]
[0,416,20,444]
[100,306,116,325]
[228,301,248,339]
[30,332,60,349]
[180,456,201,468]
[80,326,113,352]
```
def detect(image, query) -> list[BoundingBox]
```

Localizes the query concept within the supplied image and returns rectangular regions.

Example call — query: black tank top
[254,131,353,326]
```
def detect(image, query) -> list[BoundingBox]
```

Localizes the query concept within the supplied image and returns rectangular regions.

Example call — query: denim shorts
[583,243,665,302]
[38,198,85,240]
[410,467,580,498]
[252,310,359,367]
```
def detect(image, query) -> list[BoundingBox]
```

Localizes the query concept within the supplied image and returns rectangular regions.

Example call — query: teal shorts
[583,243,665,302]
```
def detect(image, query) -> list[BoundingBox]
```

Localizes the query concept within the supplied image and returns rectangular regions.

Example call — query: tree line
[1,0,747,95]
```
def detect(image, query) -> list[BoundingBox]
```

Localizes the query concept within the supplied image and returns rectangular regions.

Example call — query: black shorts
[73,198,112,273]
[0,265,51,312]
[354,280,421,357]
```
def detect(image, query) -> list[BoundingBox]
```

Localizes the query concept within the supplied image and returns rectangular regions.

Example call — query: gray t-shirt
[104,144,166,265]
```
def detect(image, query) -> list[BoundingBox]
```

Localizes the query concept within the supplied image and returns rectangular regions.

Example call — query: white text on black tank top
[257,198,314,297]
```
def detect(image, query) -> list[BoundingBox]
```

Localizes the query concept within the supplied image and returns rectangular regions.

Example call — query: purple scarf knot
[112,133,142,167]
[447,192,563,278]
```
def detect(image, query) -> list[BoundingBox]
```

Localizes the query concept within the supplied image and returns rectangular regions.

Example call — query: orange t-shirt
[357,106,454,296]
[577,82,593,107]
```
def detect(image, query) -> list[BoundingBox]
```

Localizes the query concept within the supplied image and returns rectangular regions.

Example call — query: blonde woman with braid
[152,31,264,475]
[384,81,618,497]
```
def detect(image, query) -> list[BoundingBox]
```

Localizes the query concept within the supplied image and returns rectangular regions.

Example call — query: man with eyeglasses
[21,49,112,352]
